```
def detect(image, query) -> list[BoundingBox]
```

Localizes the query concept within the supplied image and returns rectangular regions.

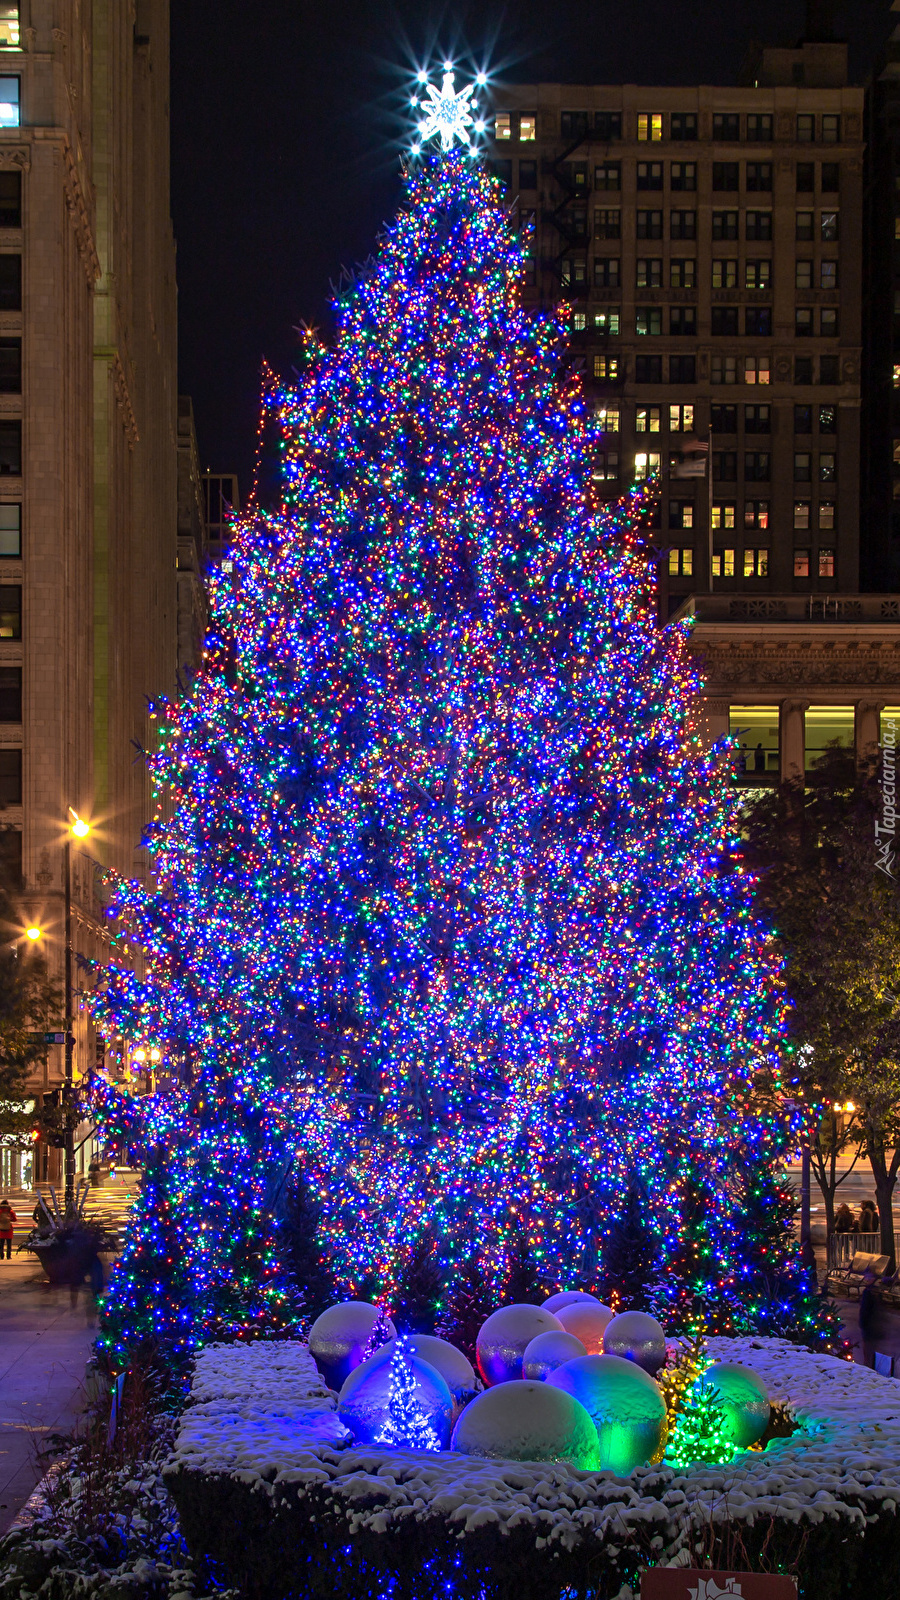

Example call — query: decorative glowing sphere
[476,1304,563,1386]
[404,1334,477,1405]
[702,1362,770,1448]
[547,1355,667,1475]
[450,1379,599,1468]
[337,1343,452,1448]
[554,1300,615,1353]
[309,1301,398,1390]
[602,1311,667,1376]
[522,1329,587,1381]
[542,1290,601,1316]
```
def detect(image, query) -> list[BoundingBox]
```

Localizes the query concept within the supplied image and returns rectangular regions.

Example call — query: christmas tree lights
[375,1334,442,1451]
[87,139,832,1359]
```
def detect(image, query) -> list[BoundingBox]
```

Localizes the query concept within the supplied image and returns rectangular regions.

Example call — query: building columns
[780,700,808,783]
[855,700,883,764]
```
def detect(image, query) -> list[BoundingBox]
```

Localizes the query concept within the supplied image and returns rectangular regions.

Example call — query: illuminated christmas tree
[89,82,830,1354]
[375,1335,441,1452]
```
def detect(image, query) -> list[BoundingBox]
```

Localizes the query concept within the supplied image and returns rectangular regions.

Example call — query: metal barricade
[828,1231,880,1267]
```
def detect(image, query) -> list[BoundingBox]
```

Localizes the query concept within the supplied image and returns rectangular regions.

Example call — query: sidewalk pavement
[0,1256,94,1534]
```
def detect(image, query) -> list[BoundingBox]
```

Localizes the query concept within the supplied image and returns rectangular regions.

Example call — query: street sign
[43,1032,65,1044]
[641,1572,797,1600]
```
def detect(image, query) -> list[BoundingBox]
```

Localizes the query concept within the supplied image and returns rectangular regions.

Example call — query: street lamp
[24,925,41,942]
[64,809,90,1209]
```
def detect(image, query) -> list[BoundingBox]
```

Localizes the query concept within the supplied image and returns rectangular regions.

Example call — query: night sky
[170,0,889,496]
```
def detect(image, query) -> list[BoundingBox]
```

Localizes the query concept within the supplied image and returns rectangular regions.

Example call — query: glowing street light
[25,925,41,941]
[68,808,90,839]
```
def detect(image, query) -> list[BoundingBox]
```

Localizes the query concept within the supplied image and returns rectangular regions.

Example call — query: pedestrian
[754,741,766,773]
[859,1269,893,1368]
[835,1203,853,1233]
[859,1200,880,1235]
[88,1157,102,1189]
[0,1198,16,1259]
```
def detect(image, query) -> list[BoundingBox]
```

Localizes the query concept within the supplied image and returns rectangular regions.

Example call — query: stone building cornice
[678,594,900,697]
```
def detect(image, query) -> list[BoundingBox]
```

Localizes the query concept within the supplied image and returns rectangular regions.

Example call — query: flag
[670,437,709,479]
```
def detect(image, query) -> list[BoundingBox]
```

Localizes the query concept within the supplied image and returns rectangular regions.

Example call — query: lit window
[636,257,662,288]
[0,502,19,556]
[794,501,810,529]
[0,75,17,127]
[744,500,769,530]
[593,307,620,334]
[712,503,736,530]
[744,356,769,384]
[669,404,694,432]
[820,259,838,291]
[637,112,663,142]
[635,452,661,479]
[819,548,835,577]
[712,549,735,577]
[795,259,812,289]
[573,311,587,331]
[818,405,836,433]
[819,452,836,481]
[670,258,695,288]
[821,211,839,241]
[494,113,512,140]
[598,404,620,431]
[593,356,619,380]
[0,581,19,635]
[745,260,771,289]
[819,501,835,529]
[560,257,586,286]
[0,7,18,48]
[635,406,661,433]
[743,548,769,577]
[636,307,662,336]
[592,451,619,481]
[711,355,737,385]
[668,547,693,576]
[712,259,737,288]
[794,549,810,577]
[895,218,900,242]
[669,501,694,528]
[519,115,536,141]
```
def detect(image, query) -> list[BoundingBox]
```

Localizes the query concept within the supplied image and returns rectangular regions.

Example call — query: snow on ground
[167,1336,900,1545]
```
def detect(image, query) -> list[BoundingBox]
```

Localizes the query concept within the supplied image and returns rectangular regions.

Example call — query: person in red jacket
[0,1199,16,1259]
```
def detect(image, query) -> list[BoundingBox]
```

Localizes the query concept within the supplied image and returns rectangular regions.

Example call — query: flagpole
[707,422,714,596]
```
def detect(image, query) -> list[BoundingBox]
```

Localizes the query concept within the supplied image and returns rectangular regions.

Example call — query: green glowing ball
[702,1361,770,1448]
[547,1353,666,1474]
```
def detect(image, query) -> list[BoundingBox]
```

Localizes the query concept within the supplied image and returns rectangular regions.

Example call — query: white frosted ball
[703,1361,770,1448]
[602,1311,667,1376]
[308,1301,397,1390]
[542,1290,602,1315]
[337,1343,452,1448]
[450,1379,599,1468]
[548,1353,666,1475]
[404,1334,476,1403]
[522,1330,587,1381]
[476,1304,563,1386]
[554,1299,615,1353]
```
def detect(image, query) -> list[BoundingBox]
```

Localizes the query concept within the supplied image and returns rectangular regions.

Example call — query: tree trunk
[865,1137,899,1267]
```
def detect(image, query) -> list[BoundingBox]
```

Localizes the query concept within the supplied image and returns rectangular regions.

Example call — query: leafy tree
[278,1170,335,1326]
[598,1167,663,1312]
[392,1232,442,1333]
[745,747,900,1262]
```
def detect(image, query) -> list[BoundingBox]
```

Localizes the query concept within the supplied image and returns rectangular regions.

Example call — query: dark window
[821,210,839,241]
[795,356,813,384]
[560,256,587,286]
[821,162,840,193]
[746,114,772,142]
[711,306,739,336]
[819,451,836,481]
[0,504,20,556]
[594,208,621,238]
[0,421,20,475]
[713,161,739,190]
[0,748,21,805]
[797,113,815,142]
[744,404,770,433]
[819,354,839,383]
[594,161,620,190]
[669,500,694,530]
[711,404,737,432]
[714,451,738,480]
[745,306,772,336]
[594,257,620,287]
[818,404,836,433]
[796,163,815,192]
[0,338,20,393]
[820,307,839,337]
[637,209,663,238]
[0,583,19,637]
[0,255,20,311]
[712,210,738,239]
[746,210,772,240]
[0,666,20,721]
[669,354,696,383]
[745,450,770,481]
[636,257,662,287]
[492,159,512,186]
[794,451,812,481]
[794,404,812,433]
[636,306,662,336]
[795,307,813,336]
[746,162,772,191]
[796,211,814,240]
[670,162,696,191]
[594,112,622,141]
[518,160,537,190]
[670,258,695,288]
[669,306,696,335]
[0,172,20,229]
[670,112,697,140]
[0,825,22,886]
[637,161,663,190]
[560,110,590,139]
[635,354,663,383]
[522,253,535,286]
[713,113,740,140]
[670,209,696,239]
[821,114,840,144]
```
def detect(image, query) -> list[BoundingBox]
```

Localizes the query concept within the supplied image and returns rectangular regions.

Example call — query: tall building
[862,0,900,591]
[490,15,900,786]
[0,2,178,1182]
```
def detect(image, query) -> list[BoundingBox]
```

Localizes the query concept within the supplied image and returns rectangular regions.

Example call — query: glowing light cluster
[87,148,832,1362]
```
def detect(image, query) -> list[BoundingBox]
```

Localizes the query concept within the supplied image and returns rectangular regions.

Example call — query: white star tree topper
[414,68,482,153]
